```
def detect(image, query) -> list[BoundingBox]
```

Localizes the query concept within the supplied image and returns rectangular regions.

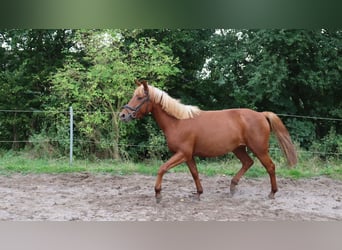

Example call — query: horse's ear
[140,80,149,93]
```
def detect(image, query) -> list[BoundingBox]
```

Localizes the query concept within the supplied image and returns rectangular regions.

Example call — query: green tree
[47,29,179,159]
[137,29,214,105]
[1,29,341,158]
[0,29,73,149]
[206,29,342,146]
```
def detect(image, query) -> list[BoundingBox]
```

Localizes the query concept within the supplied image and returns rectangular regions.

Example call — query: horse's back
[219,108,271,141]
[186,108,270,157]
[198,108,268,131]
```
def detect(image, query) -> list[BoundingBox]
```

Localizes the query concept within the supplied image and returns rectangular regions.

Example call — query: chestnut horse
[120,80,297,203]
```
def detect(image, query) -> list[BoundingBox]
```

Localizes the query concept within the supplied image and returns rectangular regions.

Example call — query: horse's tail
[262,112,297,167]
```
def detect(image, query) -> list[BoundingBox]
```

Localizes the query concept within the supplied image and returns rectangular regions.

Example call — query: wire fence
[1,108,342,161]
[277,113,342,121]
[1,109,342,120]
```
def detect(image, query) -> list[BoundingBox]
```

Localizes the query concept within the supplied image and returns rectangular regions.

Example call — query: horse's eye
[137,96,143,100]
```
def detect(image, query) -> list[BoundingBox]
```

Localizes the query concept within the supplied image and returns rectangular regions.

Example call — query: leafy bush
[310,127,342,160]
[27,130,61,159]
[144,121,170,160]
[285,118,316,148]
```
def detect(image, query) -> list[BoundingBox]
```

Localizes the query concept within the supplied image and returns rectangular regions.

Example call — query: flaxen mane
[135,85,201,119]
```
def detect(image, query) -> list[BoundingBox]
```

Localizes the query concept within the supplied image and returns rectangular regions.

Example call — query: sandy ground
[0,173,341,221]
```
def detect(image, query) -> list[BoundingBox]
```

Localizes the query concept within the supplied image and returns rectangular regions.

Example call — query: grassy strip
[0,151,341,180]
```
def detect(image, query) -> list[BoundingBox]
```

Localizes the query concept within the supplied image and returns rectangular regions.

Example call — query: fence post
[70,106,73,165]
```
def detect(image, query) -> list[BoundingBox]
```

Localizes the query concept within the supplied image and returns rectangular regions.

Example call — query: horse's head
[119,80,152,122]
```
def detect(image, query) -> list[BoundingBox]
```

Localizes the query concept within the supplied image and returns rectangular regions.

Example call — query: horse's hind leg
[255,153,278,199]
[230,146,254,196]
[186,157,203,200]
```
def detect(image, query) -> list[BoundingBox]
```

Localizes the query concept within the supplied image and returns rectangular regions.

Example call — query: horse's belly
[194,148,234,157]
[193,133,242,157]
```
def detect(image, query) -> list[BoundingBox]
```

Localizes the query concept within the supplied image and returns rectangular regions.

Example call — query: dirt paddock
[0,173,341,221]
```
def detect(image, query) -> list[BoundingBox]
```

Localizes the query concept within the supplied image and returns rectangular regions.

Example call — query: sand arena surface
[0,173,341,221]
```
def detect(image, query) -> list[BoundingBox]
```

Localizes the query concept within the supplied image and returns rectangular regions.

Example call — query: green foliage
[46,29,179,159]
[285,119,316,147]
[27,129,60,159]
[206,29,342,145]
[143,118,169,160]
[138,29,214,105]
[0,29,341,162]
[310,127,342,160]
[0,29,73,150]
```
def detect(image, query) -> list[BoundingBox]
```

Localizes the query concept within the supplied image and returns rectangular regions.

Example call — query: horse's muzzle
[119,111,134,122]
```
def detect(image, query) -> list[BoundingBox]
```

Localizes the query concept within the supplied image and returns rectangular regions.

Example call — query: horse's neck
[151,103,178,134]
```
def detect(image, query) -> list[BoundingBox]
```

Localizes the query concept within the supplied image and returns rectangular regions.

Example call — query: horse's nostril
[120,113,126,119]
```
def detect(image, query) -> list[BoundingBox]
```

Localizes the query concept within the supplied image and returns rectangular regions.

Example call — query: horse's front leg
[155,152,186,203]
[186,157,203,201]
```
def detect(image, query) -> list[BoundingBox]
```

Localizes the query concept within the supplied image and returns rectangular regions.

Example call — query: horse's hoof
[155,194,162,204]
[230,185,237,197]
[192,192,201,201]
[268,192,275,199]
